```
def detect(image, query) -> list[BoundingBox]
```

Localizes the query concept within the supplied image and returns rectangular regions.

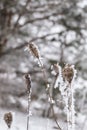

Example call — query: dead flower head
[4,112,13,128]
[28,43,40,59]
[62,64,74,84]
[24,73,31,93]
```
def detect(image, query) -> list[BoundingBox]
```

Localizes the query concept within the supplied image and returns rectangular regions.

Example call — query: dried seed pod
[24,73,31,93]
[4,112,13,128]
[28,43,40,59]
[62,64,74,84]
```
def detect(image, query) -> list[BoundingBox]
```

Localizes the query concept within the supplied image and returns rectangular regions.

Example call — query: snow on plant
[26,42,62,130]
[24,73,32,130]
[25,42,77,130]
[54,64,77,130]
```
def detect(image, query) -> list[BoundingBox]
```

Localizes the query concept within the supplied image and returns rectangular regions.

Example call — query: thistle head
[62,64,74,84]
[27,43,40,59]
[24,73,31,92]
[4,112,13,128]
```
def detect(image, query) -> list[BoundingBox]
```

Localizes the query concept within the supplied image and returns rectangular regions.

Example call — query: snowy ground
[0,108,61,130]
[0,108,87,130]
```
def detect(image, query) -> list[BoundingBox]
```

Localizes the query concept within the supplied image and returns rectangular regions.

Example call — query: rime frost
[55,64,77,130]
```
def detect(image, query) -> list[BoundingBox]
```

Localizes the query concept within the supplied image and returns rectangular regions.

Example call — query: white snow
[0,107,87,130]
[0,109,55,130]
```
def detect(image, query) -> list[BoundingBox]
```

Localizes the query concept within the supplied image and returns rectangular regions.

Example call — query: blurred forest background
[0,0,87,124]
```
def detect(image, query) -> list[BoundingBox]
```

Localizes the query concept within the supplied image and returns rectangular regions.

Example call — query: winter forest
[0,0,87,130]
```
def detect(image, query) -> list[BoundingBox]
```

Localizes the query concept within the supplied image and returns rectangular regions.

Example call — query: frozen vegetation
[0,108,87,130]
[0,0,87,130]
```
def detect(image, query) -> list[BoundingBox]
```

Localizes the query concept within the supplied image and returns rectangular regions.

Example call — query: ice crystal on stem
[25,43,62,130]
[57,64,76,130]
[24,73,32,130]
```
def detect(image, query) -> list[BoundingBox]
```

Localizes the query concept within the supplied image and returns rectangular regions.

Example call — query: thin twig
[51,104,62,130]
[27,90,31,130]
[24,73,32,130]
[0,31,65,57]
[14,0,31,28]
[38,60,62,130]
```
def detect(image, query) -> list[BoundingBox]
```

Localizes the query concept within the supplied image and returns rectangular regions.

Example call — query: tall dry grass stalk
[25,42,77,130]
[24,73,32,130]
[54,64,76,130]
[25,42,62,130]
[62,64,76,130]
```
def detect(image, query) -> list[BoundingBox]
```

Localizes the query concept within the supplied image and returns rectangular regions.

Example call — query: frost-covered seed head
[62,64,74,84]
[4,112,13,128]
[28,43,40,59]
[24,73,31,93]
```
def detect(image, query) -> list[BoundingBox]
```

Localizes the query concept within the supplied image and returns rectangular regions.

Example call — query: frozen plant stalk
[24,73,32,130]
[25,43,62,130]
[61,64,76,130]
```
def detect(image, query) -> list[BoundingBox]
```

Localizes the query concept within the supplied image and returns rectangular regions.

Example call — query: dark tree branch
[14,0,31,28]
[0,31,65,57]
[18,12,62,28]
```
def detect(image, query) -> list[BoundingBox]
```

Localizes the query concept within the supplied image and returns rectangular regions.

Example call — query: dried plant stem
[71,85,75,130]
[54,74,59,89]
[65,86,75,130]
[24,73,32,130]
[38,58,43,67]
[58,64,76,130]
[51,105,62,130]
[66,91,70,130]
[38,59,62,130]
[27,90,31,130]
